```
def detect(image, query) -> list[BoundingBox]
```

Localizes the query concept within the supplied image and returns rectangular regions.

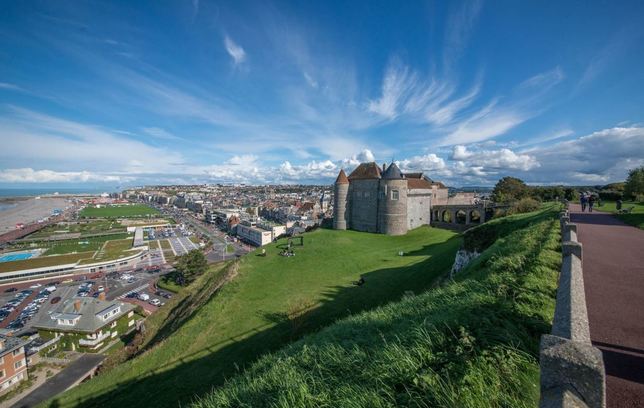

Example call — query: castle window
[391,190,399,200]
[364,191,370,198]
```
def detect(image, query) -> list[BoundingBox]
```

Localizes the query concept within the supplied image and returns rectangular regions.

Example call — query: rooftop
[347,162,382,180]
[34,297,135,333]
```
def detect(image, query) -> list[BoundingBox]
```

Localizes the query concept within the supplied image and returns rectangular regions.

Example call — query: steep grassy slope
[192,207,561,408]
[43,226,460,408]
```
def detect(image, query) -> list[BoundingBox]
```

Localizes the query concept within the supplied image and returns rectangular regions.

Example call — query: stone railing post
[539,213,605,408]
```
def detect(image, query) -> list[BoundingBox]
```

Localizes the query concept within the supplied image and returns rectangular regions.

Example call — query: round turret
[378,163,408,235]
[333,169,349,230]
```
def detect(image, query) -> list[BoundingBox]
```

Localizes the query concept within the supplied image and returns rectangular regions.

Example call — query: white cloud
[0,82,22,91]
[0,168,126,183]
[443,0,483,70]
[368,60,417,119]
[224,35,246,65]
[450,145,540,171]
[142,127,181,140]
[398,153,448,173]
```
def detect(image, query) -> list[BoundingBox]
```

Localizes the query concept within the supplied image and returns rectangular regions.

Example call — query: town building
[235,220,286,247]
[34,295,137,352]
[333,162,448,236]
[0,335,28,394]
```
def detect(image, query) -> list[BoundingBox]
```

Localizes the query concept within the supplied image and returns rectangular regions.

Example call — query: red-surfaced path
[570,204,644,408]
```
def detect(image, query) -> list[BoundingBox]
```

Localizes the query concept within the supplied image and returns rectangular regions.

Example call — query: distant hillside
[42,226,460,407]
[192,207,561,408]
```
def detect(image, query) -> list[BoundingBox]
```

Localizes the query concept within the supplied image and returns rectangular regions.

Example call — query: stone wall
[539,205,605,408]
[348,179,380,233]
[407,189,432,230]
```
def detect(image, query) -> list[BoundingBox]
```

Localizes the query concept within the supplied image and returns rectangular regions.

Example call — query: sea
[0,187,119,198]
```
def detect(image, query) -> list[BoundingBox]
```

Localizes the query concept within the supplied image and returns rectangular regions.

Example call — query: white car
[97,286,105,292]
[149,298,161,306]
[29,283,42,289]
[138,293,150,301]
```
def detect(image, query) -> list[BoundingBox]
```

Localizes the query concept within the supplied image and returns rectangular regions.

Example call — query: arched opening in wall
[456,210,467,224]
[441,210,451,223]
[470,210,481,223]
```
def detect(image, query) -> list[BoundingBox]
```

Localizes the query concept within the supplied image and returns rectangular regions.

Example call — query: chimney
[98,292,106,301]
[382,163,387,172]
[74,299,82,312]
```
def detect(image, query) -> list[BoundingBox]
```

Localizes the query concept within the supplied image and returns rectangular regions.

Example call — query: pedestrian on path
[588,194,596,212]
[580,193,588,212]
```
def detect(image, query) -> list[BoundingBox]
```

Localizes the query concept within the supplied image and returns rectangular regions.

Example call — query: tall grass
[193,209,561,408]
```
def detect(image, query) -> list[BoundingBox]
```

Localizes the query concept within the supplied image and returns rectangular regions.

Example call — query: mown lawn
[42,233,131,255]
[0,251,96,273]
[594,200,644,229]
[41,226,460,408]
[80,204,160,218]
[192,207,561,408]
[26,220,125,238]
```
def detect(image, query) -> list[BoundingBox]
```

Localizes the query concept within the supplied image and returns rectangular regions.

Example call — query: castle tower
[333,169,350,230]
[378,162,408,235]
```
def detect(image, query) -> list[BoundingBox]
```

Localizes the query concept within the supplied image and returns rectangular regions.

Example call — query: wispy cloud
[224,35,246,65]
[439,67,564,145]
[443,0,483,70]
[0,82,24,91]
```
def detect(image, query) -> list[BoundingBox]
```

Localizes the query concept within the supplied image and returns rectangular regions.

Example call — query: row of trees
[492,165,644,205]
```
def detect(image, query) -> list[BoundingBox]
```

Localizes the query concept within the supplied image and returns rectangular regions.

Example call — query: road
[12,354,105,408]
[570,205,644,408]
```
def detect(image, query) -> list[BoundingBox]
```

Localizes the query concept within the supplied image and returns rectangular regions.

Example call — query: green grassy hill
[192,207,560,408]
[43,226,460,408]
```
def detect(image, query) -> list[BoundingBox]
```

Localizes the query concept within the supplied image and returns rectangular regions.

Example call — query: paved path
[570,205,644,408]
[12,354,104,408]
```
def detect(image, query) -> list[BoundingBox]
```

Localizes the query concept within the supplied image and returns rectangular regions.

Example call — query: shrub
[513,197,541,214]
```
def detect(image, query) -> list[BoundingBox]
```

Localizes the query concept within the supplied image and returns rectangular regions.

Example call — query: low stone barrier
[539,205,606,408]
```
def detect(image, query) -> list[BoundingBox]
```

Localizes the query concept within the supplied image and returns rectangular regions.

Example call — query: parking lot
[0,265,172,336]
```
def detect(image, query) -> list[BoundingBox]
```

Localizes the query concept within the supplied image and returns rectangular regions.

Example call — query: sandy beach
[0,196,70,234]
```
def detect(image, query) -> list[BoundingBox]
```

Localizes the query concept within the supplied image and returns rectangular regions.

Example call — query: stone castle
[333,162,449,236]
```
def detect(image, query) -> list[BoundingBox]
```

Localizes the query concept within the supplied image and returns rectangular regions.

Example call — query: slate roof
[335,169,349,184]
[382,162,404,179]
[0,334,27,357]
[348,162,382,180]
[34,297,135,334]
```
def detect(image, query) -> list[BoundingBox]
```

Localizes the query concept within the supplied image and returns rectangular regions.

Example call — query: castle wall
[407,189,432,230]
[432,186,449,206]
[348,179,380,233]
[378,179,408,235]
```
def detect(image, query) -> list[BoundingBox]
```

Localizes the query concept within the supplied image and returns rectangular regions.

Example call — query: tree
[492,177,529,203]
[624,166,644,202]
[175,250,208,285]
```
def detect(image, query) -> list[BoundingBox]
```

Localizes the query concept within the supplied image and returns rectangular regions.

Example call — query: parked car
[97,286,104,292]
[50,296,61,304]
[4,287,17,293]
[29,283,42,289]
[138,293,150,301]
[149,298,161,306]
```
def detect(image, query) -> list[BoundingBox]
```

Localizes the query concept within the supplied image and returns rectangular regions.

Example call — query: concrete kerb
[539,211,606,408]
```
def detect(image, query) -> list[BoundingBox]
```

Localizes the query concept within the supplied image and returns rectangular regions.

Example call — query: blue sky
[1,0,643,187]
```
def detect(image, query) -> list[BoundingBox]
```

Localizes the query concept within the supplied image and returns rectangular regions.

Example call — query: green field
[595,200,644,229]
[85,238,136,264]
[42,226,460,408]
[80,204,160,218]
[42,233,131,256]
[194,207,561,408]
[0,252,96,273]
[26,220,126,239]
